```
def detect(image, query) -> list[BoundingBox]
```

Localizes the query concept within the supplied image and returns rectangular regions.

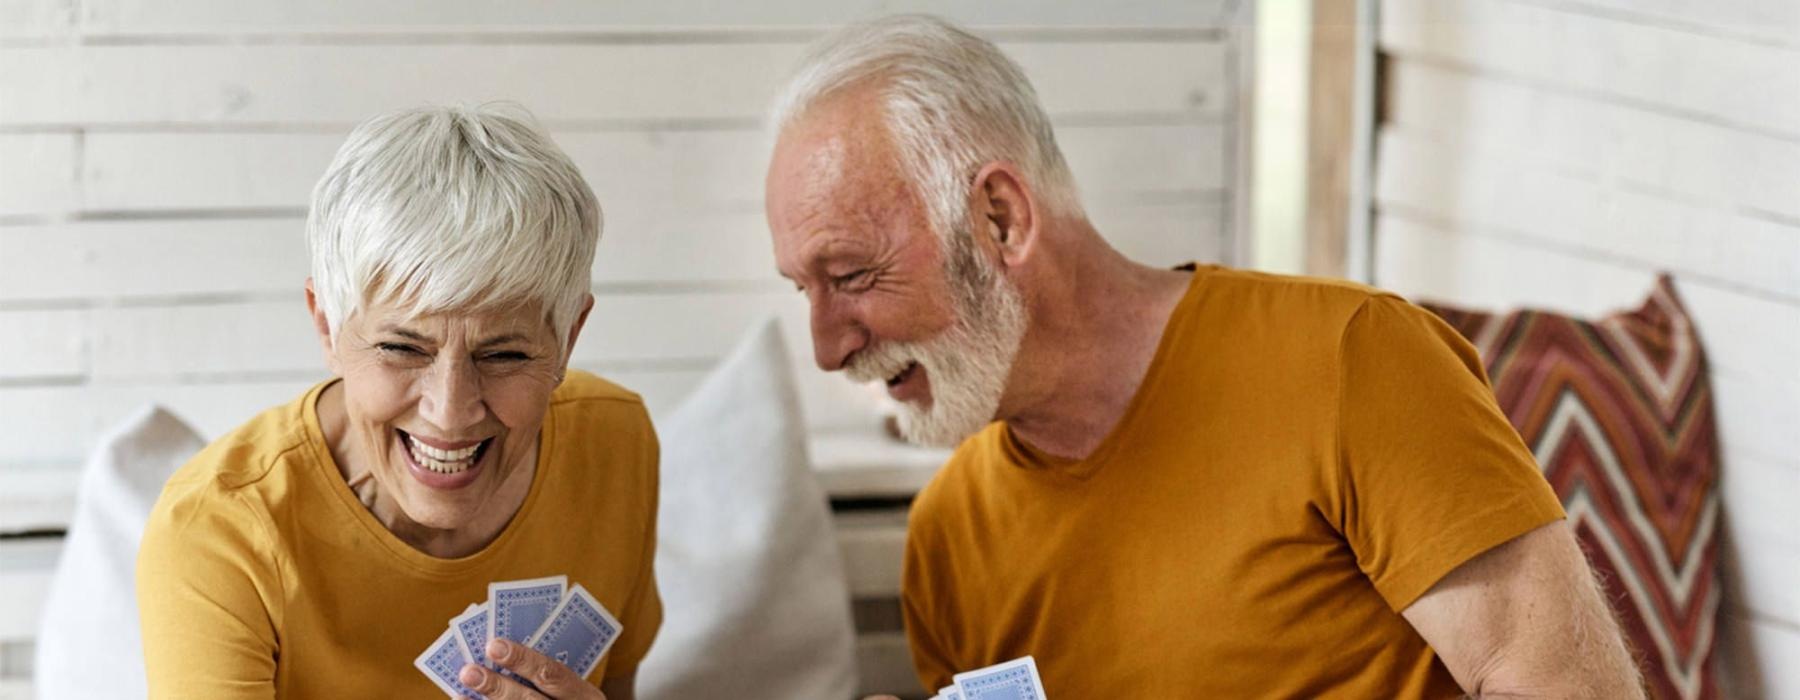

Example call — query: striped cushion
[1423,274,1719,700]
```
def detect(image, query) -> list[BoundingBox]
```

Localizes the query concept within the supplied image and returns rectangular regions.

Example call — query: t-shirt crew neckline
[998,263,1210,480]
[299,378,554,577]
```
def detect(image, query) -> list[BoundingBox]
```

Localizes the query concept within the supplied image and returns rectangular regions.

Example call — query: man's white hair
[306,104,600,354]
[769,14,1083,244]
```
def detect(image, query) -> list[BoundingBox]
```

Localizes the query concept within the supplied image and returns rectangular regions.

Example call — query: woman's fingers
[485,639,605,699]
[460,662,546,700]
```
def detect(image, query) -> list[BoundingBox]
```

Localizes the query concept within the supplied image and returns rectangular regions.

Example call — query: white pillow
[35,405,205,700]
[638,317,859,700]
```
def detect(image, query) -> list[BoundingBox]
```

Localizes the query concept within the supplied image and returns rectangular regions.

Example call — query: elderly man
[764,15,1644,699]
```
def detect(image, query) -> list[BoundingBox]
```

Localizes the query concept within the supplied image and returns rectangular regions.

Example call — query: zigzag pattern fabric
[1424,274,1719,700]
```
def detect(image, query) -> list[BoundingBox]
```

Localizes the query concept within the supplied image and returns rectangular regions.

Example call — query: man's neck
[998,230,1193,461]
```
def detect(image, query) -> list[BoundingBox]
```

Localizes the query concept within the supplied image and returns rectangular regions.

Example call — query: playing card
[488,575,567,645]
[939,684,965,700]
[414,627,486,699]
[450,603,495,671]
[523,583,623,680]
[953,656,1046,700]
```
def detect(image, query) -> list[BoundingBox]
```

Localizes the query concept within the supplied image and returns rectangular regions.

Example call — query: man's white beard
[845,243,1029,448]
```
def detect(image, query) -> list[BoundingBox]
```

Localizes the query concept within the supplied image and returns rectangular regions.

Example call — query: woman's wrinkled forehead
[356,296,557,343]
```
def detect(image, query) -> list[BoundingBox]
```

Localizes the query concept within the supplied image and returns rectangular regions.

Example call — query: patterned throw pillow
[1422,275,1719,700]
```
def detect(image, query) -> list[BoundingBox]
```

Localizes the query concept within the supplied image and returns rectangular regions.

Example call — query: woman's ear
[304,278,341,375]
[967,161,1039,269]
[560,294,597,372]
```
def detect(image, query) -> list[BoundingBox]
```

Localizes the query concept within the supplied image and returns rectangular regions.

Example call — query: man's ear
[304,278,341,375]
[967,161,1039,269]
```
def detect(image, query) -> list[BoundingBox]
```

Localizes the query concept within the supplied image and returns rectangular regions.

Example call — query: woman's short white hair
[307,104,600,353]
[769,14,1083,244]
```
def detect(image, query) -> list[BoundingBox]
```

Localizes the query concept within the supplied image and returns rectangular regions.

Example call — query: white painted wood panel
[1375,127,1800,303]
[72,0,1234,35]
[0,309,89,380]
[0,134,77,217]
[1383,59,1800,224]
[1372,215,1800,626]
[0,41,1225,127]
[1565,0,1800,48]
[1371,210,1800,387]
[0,200,1223,303]
[1743,617,1800,699]
[1380,0,1800,139]
[0,539,56,641]
[75,123,1225,213]
[0,0,71,40]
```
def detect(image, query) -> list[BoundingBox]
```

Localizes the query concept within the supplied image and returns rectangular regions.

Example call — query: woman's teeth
[407,435,481,474]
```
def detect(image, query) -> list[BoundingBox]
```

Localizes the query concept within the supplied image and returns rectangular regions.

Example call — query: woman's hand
[458,639,605,699]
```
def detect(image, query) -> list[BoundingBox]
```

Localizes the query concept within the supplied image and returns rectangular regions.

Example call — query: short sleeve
[599,409,664,678]
[1334,296,1564,612]
[136,482,283,700]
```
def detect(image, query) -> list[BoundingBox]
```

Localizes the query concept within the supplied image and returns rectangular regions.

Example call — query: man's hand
[458,639,606,700]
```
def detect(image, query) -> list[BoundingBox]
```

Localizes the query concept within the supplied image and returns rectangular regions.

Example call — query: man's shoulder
[1194,265,1400,322]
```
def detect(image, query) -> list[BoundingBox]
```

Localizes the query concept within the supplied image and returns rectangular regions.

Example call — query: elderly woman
[136,105,659,699]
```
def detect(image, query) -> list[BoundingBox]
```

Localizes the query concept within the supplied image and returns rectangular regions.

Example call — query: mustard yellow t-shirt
[137,370,662,699]
[901,266,1565,698]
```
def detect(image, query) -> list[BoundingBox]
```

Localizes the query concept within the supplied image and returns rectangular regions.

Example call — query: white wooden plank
[1745,617,1800,699]
[0,133,77,216]
[0,467,75,533]
[0,40,1225,127]
[0,380,318,467]
[1710,371,1800,471]
[0,0,74,39]
[1384,58,1800,223]
[0,310,88,380]
[79,123,1227,213]
[82,292,807,379]
[1374,213,1800,461]
[0,539,57,642]
[1375,127,1800,301]
[602,366,708,419]
[1379,0,1800,139]
[1721,455,1800,555]
[1729,533,1800,627]
[78,0,1232,35]
[0,197,1224,303]
[0,219,311,303]
[1567,0,1800,48]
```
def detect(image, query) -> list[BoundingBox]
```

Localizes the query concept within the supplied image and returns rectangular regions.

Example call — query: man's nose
[809,295,867,372]
[418,356,485,434]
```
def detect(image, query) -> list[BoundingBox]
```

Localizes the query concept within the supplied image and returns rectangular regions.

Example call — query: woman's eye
[482,352,530,362]
[377,343,425,356]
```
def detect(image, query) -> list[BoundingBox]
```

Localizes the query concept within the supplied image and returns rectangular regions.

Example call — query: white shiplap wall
[1374,0,1800,697]
[0,0,1248,695]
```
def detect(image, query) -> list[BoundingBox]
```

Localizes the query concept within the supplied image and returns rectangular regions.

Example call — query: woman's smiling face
[318,295,579,536]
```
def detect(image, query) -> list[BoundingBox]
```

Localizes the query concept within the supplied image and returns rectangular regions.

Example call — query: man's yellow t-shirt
[901,266,1565,697]
[137,370,662,698]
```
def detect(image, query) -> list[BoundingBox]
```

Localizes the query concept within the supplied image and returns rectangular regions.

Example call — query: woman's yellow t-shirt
[902,266,1566,698]
[137,370,662,698]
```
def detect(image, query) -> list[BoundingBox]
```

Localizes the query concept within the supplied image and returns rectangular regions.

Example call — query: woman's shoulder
[554,365,655,408]
[159,386,320,506]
